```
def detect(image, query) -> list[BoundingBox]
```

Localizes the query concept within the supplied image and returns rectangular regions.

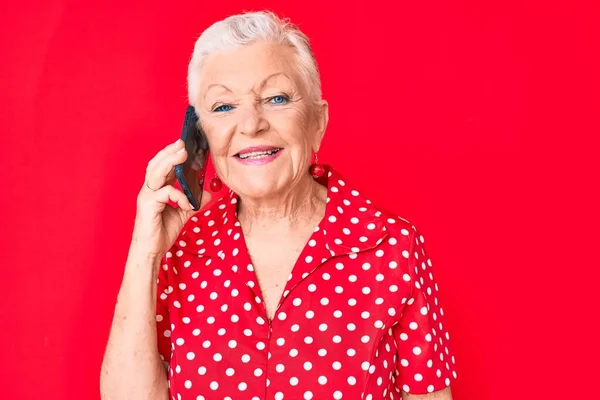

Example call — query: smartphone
[174,106,209,211]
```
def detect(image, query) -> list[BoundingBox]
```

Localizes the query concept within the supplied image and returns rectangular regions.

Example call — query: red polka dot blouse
[156,166,457,399]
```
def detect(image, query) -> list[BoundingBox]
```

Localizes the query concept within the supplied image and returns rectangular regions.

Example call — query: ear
[312,100,329,152]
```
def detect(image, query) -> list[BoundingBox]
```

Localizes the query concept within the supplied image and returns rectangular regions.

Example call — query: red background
[1,1,598,399]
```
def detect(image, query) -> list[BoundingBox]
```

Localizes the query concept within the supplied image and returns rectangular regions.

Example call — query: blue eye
[213,104,233,112]
[270,95,289,104]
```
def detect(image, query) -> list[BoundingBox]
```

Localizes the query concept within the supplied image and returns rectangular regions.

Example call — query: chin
[231,174,286,199]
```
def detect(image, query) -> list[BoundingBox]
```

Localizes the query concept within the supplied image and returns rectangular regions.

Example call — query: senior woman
[101,11,457,400]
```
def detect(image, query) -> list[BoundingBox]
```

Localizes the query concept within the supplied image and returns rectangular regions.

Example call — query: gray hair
[187,11,322,107]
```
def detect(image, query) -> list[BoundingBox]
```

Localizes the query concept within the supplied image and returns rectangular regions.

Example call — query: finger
[147,139,184,170]
[145,147,188,192]
[153,185,193,211]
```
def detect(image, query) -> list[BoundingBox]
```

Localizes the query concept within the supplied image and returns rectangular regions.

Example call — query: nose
[237,103,269,137]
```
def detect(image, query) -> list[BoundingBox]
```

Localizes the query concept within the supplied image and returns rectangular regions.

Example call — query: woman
[101,11,457,400]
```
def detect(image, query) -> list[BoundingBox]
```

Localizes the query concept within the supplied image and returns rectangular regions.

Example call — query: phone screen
[175,106,209,210]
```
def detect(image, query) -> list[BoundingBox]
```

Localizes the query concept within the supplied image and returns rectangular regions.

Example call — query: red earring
[209,175,223,192]
[309,153,326,178]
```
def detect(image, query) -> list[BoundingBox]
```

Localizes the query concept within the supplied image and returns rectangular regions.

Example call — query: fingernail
[174,138,182,145]
[177,147,185,153]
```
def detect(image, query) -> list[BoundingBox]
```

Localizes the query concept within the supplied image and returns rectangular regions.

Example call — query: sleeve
[392,225,457,395]
[155,251,173,364]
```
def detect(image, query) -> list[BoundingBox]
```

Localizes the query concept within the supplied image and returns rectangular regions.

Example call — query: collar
[176,165,389,261]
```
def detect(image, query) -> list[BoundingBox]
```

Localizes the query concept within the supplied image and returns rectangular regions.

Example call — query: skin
[100,39,452,400]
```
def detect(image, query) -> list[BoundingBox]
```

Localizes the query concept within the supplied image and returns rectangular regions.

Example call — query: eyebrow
[203,72,293,101]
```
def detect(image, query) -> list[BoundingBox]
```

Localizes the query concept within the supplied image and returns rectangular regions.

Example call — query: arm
[100,246,168,400]
[392,224,458,397]
[403,387,453,400]
[100,138,209,399]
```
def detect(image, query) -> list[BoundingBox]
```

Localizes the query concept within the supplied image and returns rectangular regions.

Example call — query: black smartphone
[175,106,209,211]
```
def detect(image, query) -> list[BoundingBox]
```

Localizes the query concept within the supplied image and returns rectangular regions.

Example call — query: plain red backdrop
[1,0,598,399]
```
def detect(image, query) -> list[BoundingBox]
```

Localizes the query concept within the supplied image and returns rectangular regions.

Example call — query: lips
[235,146,282,160]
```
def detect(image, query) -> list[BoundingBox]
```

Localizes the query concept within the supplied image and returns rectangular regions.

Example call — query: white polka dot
[184,380,192,389]
[304,391,313,399]
[415,373,423,381]
[210,381,218,390]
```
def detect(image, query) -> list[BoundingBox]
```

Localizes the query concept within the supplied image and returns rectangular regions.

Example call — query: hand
[131,139,212,259]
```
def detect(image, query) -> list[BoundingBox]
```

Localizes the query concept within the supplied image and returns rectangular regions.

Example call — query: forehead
[198,41,301,93]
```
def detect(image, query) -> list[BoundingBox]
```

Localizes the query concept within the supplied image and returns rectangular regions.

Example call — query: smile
[236,148,281,159]
[234,146,284,166]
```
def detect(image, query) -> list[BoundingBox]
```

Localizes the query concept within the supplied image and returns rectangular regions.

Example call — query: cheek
[202,123,234,157]
[270,108,313,145]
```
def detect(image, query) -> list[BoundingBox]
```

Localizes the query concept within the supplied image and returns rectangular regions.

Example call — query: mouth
[235,147,282,160]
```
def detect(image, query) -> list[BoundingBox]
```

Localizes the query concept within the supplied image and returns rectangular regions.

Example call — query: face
[195,40,328,200]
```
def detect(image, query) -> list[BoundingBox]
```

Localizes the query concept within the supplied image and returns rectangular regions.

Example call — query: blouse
[155,166,457,399]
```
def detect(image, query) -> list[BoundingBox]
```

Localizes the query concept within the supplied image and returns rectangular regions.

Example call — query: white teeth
[238,149,279,159]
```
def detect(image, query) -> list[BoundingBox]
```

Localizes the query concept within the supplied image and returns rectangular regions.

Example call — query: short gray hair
[187,11,322,107]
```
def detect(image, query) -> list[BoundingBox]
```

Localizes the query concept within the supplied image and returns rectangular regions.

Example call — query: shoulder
[164,192,234,265]
[374,202,424,255]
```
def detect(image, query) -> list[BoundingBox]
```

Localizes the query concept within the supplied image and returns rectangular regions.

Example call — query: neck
[237,174,327,228]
